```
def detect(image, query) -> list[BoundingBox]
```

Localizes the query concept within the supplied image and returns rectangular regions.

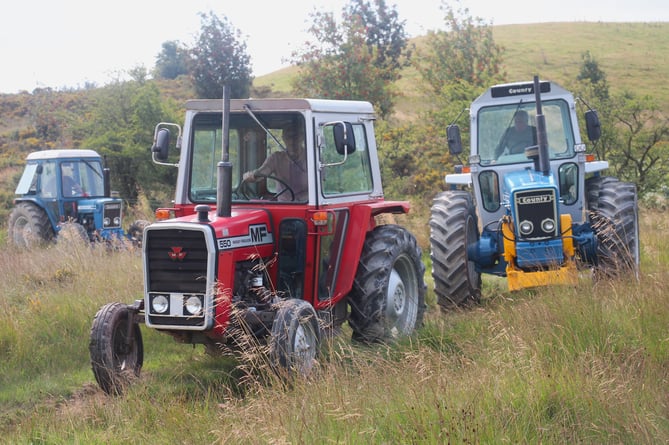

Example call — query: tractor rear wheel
[7,202,54,248]
[588,177,639,278]
[89,302,143,395]
[349,224,426,344]
[430,190,481,308]
[269,299,321,377]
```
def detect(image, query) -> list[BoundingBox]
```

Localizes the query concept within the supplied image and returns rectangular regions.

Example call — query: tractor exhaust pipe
[103,167,111,198]
[217,85,233,218]
[533,75,551,175]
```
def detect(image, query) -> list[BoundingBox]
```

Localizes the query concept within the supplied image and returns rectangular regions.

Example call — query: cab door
[311,116,375,308]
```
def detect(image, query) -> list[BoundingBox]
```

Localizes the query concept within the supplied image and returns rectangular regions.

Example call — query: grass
[0,209,667,443]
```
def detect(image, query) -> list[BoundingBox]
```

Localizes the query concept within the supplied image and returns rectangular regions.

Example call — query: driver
[242,125,308,201]
[494,110,537,159]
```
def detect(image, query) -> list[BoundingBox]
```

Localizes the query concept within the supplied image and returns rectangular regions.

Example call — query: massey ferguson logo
[168,246,187,261]
[517,194,554,205]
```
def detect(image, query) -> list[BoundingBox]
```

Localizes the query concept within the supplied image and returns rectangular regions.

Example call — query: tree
[154,41,189,80]
[414,1,504,102]
[189,11,252,99]
[577,50,609,100]
[345,0,412,78]
[574,52,669,196]
[374,1,505,205]
[608,92,669,195]
[76,74,178,202]
[290,0,410,119]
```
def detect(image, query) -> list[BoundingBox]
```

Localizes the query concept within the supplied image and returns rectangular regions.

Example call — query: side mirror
[333,122,356,155]
[152,128,171,161]
[447,125,463,155]
[585,110,601,142]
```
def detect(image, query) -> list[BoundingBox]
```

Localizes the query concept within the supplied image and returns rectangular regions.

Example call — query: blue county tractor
[8,149,147,248]
[430,76,639,308]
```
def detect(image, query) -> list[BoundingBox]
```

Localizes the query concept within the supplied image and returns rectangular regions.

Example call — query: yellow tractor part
[502,214,578,291]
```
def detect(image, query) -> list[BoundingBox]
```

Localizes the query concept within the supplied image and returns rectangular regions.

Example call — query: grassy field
[1,21,668,444]
[0,208,667,443]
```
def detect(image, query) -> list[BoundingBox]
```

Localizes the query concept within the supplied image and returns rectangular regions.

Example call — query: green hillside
[255,22,669,113]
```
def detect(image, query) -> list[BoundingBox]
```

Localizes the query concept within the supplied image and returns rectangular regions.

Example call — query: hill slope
[255,22,669,112]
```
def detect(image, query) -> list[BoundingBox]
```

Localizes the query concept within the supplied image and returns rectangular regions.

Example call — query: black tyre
[269,299,321,377]
[7,202,54,248]
[58,222,89,245]
[349,224,426,343]
[89,302,143,395]
[128,219,150,246]
[585,175,617,212]
[429,190,481,308]
[588,178,640,278]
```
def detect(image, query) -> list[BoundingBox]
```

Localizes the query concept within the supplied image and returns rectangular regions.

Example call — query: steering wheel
[237,174,295,201]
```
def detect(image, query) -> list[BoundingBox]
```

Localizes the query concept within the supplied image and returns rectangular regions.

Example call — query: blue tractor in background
[430,76,639,308]
[8,149,147,248]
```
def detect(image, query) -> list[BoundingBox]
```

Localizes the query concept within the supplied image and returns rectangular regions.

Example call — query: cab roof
[185,98,375,115]
[26,149,101,161]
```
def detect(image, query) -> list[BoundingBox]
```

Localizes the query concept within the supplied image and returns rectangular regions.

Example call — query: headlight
[152,294,169,314]
[519,220,534,236]
[113,217,121,225]
[184,295,203,316]
[103,217,111,227]
[541,218,555,233]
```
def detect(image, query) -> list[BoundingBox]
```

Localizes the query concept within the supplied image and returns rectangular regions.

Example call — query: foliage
[607,92,669,194]
[378,2,505,203]
[189,11,252,100]
[74,76,179,202]
[573,52,669,195]
[154,41,189,80]
[290,0,410,118]
[413,0,505,101]
[345,0,413,77]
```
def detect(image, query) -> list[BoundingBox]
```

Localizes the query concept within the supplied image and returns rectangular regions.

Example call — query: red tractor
[89,92,426,394]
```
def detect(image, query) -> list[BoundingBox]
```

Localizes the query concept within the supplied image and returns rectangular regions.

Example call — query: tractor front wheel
[58,222,89,246]
[7,202,54,248]
[128,219,150,247]
[269,299,321,377]
[89,302,143,395]
[349,224,426,343]
[429,190,481,309]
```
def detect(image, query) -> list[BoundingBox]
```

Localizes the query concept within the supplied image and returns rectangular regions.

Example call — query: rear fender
[13,197,59,232]
[329,201,410,303]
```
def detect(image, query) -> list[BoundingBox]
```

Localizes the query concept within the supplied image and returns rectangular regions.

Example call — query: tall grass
[1,209,667,443]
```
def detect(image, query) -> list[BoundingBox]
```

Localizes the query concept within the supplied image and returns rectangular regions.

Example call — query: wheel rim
[293,322,317,375]
[385,255,419,337]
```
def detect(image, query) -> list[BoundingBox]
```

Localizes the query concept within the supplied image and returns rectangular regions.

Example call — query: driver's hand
[243,171,255,181]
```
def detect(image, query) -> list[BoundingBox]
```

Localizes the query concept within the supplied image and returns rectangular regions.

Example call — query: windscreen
[189,112,306,203]
[477,99,575,166]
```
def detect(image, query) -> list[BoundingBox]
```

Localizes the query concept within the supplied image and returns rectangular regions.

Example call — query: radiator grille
[145,228,209,293]
[513,188,558,240]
